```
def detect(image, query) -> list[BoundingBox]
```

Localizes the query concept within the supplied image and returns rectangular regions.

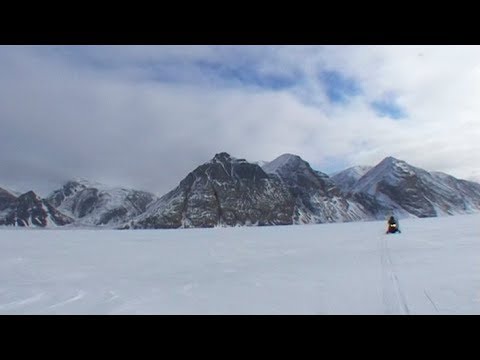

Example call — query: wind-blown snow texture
[1,214,479,314]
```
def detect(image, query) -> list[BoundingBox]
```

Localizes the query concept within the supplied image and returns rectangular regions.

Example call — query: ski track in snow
[423,290,440,313]
[0,292,45,311]
[48,290,86,309]
[381,234,410,314]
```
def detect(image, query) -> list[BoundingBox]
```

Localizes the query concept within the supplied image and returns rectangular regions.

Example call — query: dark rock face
[133,153,294,229]
[98,207,128,225]
[72,188,100,218]
[1,191,73,227]
[377,177,437,218]
[349,192,392,220]
[47,181,87,208]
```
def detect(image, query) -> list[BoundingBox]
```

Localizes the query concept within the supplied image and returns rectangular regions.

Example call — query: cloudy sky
[1,45,480,196]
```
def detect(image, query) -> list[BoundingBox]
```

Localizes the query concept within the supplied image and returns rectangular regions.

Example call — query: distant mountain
[263,154,373,223]
[131,153,294,229]
[0,190,73,227]
[330,165,373,193]
[47,180,157,226]
[349,157,480,217]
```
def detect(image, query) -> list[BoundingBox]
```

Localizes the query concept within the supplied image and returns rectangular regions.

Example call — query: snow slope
[0,214,479,314]
[262,153,301,175]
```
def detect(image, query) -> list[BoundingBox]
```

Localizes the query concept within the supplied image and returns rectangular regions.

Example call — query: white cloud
[1,45,480,197]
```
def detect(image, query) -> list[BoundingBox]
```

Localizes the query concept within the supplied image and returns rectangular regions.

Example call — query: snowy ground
[1,214,479,314]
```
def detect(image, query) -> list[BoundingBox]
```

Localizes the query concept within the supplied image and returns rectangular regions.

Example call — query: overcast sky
[1,45,480,196]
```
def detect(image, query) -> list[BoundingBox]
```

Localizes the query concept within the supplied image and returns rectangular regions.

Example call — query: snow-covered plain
[1,214,479,314]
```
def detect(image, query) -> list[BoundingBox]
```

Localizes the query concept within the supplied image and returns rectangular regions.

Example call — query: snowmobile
[386,222,401,234]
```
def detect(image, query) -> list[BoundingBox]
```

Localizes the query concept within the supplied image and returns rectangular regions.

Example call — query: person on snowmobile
[386,216,401,234]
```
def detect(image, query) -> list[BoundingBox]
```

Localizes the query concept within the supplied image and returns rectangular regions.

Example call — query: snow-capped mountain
[263,154,373,223]
[254,160,270,167]
[330,165,373,193]
[0,190,73,227]
[349,157,480,218]
[47,180,157,226]
[130,153,294,229]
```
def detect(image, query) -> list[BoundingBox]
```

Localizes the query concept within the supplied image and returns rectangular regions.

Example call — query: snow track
[381,234,410,314]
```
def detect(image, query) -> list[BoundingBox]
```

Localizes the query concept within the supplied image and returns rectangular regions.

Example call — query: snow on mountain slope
[330,165,373,193]
[262,153,297,173]
[351,157,480,218]
[255,160,270,167]
[47,180,157,227]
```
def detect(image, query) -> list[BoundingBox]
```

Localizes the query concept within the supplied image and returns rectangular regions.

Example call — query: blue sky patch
[371,97,407,119]
[319,70,362,104]
[194,60,300,90]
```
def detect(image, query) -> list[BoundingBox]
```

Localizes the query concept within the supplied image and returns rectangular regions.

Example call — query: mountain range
[2,154,480,229]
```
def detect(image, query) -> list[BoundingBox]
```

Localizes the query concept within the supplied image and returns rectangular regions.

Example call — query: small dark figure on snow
[386,216,401,234]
